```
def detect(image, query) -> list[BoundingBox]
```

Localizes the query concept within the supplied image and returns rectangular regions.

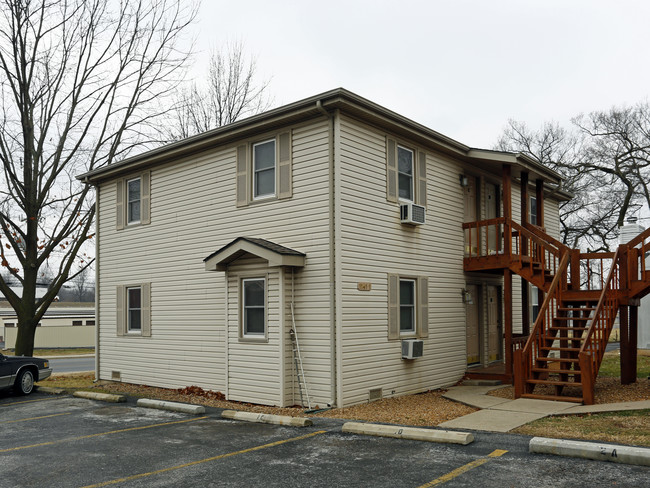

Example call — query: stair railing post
[579,352,594,405]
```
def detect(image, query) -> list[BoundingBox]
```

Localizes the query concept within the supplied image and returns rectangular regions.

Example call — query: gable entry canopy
[204,237,306,271]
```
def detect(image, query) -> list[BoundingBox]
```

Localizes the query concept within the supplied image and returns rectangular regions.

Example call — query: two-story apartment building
[79,88,568,408]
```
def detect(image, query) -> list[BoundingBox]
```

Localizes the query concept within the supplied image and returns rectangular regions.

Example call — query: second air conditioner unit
[401,339,424,359]
[400,203,425,225]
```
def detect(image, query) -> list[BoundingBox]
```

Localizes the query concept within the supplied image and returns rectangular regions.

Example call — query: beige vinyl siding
[226,257,280,405]
[97,118,333,406]
[544,197,561,241]
[336,115,466,406]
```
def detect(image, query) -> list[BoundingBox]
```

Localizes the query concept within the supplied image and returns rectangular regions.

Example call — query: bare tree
[69,266,93,302]
[573,103,650,229]
[495,106,650,252]
[166,41,272,140]
[0,0,196,356]
[495,119,616,250]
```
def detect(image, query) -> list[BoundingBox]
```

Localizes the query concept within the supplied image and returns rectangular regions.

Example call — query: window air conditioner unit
[401,339,424,359]
[400,203,425,225]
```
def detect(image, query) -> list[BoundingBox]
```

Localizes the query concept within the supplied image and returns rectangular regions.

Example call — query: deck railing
[578,248,621,405]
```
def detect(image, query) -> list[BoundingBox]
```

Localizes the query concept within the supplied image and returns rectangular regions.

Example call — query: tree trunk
[14,318,38,356]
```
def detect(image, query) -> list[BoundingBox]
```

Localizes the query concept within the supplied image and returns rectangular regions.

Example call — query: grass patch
[37,372,96,390]
[514,409,650,447]
[599,353,650,378]
[3,347,95,357]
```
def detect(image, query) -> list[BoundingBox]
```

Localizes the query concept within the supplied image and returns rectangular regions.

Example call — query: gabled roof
[204,237,306,271]
[77,88,563,187]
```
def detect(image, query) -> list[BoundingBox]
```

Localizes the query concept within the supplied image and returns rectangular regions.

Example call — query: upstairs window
[397,146,414,202]
[529,196,538,226]
[116,172,150,230]
[253,140,276,199]
[127,177,141,224]
[236,132,292,207]
[386,138,426,207]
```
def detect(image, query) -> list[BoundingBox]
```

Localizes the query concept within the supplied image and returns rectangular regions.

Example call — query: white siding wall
[337,115,467,406]
[544,198,561,241]
[226,257,280,405]
[97,119,333,406]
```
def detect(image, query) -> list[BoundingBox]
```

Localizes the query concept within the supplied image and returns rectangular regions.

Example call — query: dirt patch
[40,374,476,426]
[488,377,650,404]
[98,382,477,425]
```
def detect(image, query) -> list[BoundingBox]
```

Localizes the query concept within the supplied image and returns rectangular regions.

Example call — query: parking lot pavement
[1,390,649,487]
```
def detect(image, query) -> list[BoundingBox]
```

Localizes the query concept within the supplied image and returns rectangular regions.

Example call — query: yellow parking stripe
[81,430,328,488]
[418,449,508,487]
[0,412,71,424]
[0,396,68,407]
[0,416,207,453]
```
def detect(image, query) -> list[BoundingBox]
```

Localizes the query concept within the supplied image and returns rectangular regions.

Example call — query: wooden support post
[630,305,638,381]
[620,305,635,385]
[504,269,513,378]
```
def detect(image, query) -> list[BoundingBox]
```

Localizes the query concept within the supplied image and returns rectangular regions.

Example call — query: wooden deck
[465,362,511,382]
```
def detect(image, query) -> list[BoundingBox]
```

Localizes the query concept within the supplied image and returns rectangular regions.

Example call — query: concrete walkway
[440,385,650,433]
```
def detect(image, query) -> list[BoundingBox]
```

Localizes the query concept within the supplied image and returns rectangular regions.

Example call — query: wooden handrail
[579,248,620,356]
[511,221,563,258]
[624,225,650,249]
[524,222,571,254]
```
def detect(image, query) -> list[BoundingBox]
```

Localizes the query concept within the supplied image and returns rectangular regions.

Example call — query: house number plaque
[357,282,372,291]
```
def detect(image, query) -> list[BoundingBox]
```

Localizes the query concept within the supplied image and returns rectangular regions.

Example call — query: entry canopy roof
[204,237,306,271]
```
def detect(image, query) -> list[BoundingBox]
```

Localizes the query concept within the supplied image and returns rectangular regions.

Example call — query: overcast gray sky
[193,0,650,149]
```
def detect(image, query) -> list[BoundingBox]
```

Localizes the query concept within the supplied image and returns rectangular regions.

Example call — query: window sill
[239,336,269,344]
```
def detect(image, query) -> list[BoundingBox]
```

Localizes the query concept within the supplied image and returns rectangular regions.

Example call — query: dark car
[0,352,52,395]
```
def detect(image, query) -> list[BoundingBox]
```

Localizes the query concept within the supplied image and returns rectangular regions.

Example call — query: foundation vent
[368,388,383,402]
[111,371,121,381]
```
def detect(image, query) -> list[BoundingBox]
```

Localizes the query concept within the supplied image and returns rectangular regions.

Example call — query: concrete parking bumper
[342,422,474,445]
[136,398,205,414]
[221,410,312,427]
[530,437,650,467]
[73,391,126,403]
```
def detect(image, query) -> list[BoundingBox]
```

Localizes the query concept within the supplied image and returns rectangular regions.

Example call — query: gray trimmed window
[116,172,150,230]
[242,278,266,337]
[530,196,538,226]
[127,286,142,333]
[235,132,292,207]
[397,146,414,202]
[116,283,151,337]
[253,140,276,199]
[387,274,428,340]
[127,177,141,224]
[399,279,416,333]
[386,138,427,207]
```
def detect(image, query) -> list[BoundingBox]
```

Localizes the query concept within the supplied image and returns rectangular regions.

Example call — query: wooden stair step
[553,316,590,321]
[536,357,579,363]
[526,379,582,387]
[520,393,583,403]
[558,307,595,312]
[541,346,581,352]
[549,326,587,331]
[532,368,581,375]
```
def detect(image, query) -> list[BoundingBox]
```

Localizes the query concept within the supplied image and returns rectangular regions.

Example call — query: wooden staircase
[463,218,650,404]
